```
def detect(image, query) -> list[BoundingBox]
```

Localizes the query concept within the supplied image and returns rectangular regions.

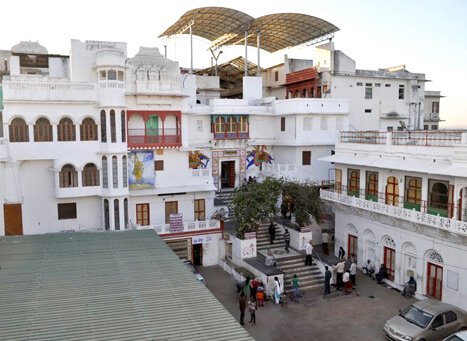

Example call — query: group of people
[328,256,357,295]
[238,276,266,325]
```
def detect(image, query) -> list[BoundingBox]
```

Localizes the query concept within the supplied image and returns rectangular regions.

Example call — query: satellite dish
[399,121,407,130]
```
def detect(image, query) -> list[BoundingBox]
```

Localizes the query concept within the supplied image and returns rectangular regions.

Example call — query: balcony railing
[320,186,467,237]
[330,185,452,217]
[213,131,249,140]
[340,131,387,144]
[127,128,181,148]
[138,219,220,234]
[391,130,463,146]
[339,130,465,147]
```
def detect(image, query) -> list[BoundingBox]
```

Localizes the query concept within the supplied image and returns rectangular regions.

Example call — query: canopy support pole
[189,25,193,74]
[256,30,261,76]
[244,30,248,76]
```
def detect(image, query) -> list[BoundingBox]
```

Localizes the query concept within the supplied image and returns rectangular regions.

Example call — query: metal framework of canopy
[195,56,262,83]
[160,7,339,52]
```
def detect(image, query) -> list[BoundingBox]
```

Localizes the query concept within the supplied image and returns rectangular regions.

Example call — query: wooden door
[228,161,236,187]
[4,203,23,236]
[136,203,149,226]
[384,247,396,281]
[427,262,443,300]
[347,234,358,262]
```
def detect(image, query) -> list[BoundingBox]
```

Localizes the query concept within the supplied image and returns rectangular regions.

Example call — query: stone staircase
[277,255,324,293]
[256,223,285,251]
[214,190,234,207]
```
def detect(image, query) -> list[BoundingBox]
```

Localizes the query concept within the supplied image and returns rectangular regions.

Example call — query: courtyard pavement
[199,265,417,341]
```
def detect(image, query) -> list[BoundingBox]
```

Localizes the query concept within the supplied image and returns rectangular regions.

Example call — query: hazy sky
[2,0,466,127]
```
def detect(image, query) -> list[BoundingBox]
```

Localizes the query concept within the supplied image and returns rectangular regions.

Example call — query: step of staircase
[275,254,324,292]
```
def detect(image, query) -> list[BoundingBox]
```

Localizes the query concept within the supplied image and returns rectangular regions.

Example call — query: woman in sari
[274,276,282,304]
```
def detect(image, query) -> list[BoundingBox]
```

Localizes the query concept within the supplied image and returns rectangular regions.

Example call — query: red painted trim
[160,228,222,239]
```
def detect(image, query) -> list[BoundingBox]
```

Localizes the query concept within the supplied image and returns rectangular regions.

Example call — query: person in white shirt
[333,260,345,290]
[343,271,352,294]
[349,260,357,288]
[305,240,313,266]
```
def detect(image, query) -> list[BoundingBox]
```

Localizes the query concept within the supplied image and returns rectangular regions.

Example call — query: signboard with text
[169,213,184,232]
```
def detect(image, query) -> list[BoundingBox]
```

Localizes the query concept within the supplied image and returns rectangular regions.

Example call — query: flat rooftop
[0,230,253,341]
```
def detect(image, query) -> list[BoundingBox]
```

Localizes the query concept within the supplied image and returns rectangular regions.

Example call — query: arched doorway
[382,236,396,281]
[402,242,417,285]
[385,176,399,206]
[363,229,376,268]
[426,250,444,300]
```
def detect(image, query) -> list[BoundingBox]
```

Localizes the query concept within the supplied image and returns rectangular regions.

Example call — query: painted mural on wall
[129,151,154,189]
[246,145,273,169]
[188,151,210,169]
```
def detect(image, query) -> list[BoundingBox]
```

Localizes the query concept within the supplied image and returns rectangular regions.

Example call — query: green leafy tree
[229,178,323,237]
[229,178,282,238]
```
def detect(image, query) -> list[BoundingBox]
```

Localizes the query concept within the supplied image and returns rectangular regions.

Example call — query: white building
[0,40,349,266]
[320,130,467,310]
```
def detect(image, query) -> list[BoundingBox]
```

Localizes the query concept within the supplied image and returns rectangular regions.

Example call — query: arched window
[214,116,225,134]
[114,199,120,230]
[365,171,378,201]
[9,117,29,142]
[104,199,110,231]
[100,110,107,143]
[112,156,118,188]
[110,109,116,143]
[102,156,108,189]
[82,163,99,187]
[347,169,360,197]
[124,198,128,229]
[80,118,97,141]
[57,118,76,141]
[122,155,128,187]
[59,164,78,188]
[121,110,126,143]
[302,88,307,98]
[34,117,52,142]
[405,177,422,211]
[385,176,399,206]
[429,181,449,216]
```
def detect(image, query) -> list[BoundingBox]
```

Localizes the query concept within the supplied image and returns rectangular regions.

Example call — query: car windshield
[400,305,434,329]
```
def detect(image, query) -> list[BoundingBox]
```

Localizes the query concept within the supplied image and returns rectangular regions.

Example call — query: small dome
[11,41,48,54]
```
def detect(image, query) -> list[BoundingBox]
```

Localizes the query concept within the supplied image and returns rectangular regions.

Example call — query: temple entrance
[221,161,236,188]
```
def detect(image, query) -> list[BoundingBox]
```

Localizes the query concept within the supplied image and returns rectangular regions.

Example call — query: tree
[229,178,323,238]
[229,178,282,238]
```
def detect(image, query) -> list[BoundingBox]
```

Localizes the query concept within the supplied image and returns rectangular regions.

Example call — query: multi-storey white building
[0,40,349,266]
[320,130,467,309]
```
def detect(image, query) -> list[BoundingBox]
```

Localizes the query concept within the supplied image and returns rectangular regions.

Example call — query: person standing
[324,266,332,295]
[305,240,313,266]
[239,292,246,325]
[273,276,282,304]
[283,229,291,253]
[291,274,301,301]
[338,246,346,260]
[343,271,352,294]
[322,231,330,255]
[334,260,345,290]
[268,221,276,244]
[349,259,357,288]
[248,299,256,324]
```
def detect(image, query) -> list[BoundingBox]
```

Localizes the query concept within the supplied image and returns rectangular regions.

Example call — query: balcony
[138,219,220,235]
[127,128,181,149]
[320,186,467,237]
[2,78,96,102]
[213,131,249,140]
[340,130,464,147]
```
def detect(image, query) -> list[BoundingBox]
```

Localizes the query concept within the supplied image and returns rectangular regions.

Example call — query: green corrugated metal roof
[0,230,253,341]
